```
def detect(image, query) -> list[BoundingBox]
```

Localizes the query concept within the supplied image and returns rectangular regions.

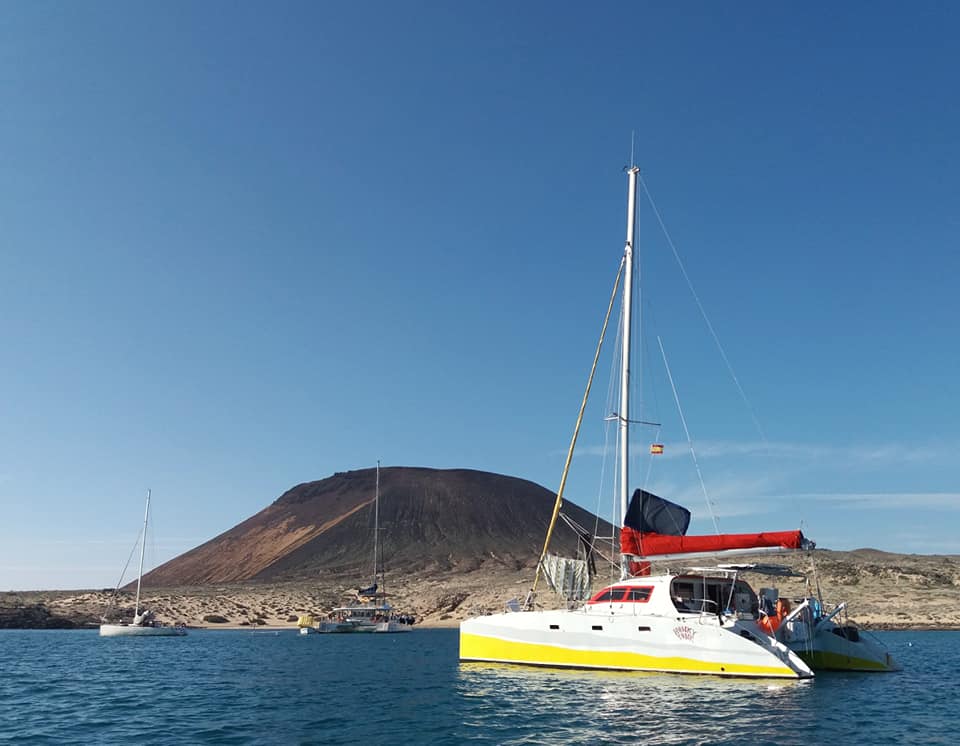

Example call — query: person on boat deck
[776,598,791,618]
[759,597,791,634]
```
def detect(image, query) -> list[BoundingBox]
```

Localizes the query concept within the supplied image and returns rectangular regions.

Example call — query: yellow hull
[460,631,805,679]
[799,649,892,671]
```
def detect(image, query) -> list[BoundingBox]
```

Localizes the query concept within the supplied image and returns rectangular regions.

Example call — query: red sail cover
[620,527,807,557]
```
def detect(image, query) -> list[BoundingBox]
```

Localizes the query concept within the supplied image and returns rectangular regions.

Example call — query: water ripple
[0,629,954,745]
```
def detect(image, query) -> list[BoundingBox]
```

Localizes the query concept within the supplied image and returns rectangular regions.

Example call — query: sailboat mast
[134,489,150,617]
[619,167,639,578]
[373,461,380,588]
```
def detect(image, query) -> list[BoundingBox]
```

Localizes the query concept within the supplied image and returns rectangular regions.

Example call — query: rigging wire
[595,302,626,586]
[608,302,625,524]
[591,301,622,549]
[641,425,661,491]
[529,257,626,605]
[639,296,665,492]
[657,335,721,535]
[640,176,768,446]
[104,530,143,617]
[640,177,823,548]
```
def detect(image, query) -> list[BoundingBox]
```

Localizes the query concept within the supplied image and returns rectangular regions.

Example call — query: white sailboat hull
[460,608,813,679]
[99,623,186,637]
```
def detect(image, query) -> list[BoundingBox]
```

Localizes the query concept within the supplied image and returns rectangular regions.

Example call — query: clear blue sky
[2,2,958,590]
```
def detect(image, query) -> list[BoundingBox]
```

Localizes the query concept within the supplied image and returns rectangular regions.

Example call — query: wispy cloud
[792,492,960,510]
[571,439,956,466]
[646,475,782,519]
[882,532,960,555]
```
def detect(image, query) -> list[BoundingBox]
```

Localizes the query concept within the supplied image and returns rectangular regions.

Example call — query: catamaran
[461,162,899,676]
[460,165,819,678]
[100,490,186,637]
[300,463,414,634]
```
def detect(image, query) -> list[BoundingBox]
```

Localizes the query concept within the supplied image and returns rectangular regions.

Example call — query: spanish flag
[650,443,664,455]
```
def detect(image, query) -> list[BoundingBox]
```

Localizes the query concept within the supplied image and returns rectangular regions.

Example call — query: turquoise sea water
[0,629,956,745]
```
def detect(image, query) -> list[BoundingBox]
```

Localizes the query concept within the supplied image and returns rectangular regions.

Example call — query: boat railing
[812,601,847,633]
[673,597,723,616]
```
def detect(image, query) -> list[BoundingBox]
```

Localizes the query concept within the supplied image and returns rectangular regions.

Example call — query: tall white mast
[135,489,151,617]
[620,167,639,578]
[373,461,380,588]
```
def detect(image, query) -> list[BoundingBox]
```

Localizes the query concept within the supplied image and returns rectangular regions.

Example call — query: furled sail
[619,489,811,558]
[620,528,810,557]
[541,553,592,602]
[624,489,691,536]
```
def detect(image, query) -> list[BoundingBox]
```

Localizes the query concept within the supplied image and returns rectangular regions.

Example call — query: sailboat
[459,166,816,678]
[99,490,186,637]
[308,463,413,634]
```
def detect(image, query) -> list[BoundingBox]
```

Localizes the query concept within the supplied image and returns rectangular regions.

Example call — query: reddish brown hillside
[142,467,611,586]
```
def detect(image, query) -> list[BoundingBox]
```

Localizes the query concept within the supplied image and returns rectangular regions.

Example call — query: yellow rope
[528,258,626,605]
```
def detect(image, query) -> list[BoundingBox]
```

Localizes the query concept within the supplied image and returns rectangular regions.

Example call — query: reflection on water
[453,633,960,745]
[456,663,812,745]
[0,629,953,745]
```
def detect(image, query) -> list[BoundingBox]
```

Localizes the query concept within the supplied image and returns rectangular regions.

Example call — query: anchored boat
[99,490,186,638]
[459,166,814,678]
[731,563,899,672]
[303,462,414,635]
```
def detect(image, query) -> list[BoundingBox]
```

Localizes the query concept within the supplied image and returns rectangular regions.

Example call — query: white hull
[374,620,413,633]
[318,620,375,633]
[315,619,413,634]
[461,608,812,679]
[99,623,186,637]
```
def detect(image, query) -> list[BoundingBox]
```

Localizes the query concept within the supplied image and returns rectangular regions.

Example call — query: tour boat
[308,463,413,634]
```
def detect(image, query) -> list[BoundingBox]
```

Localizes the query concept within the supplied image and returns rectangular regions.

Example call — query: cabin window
[637,626,651,632]
[624,587,653,603]
[592,625,603,631]
[549,624,559,630]
[588,588,620,604]
[588,585,653,604]
[671,580,696,612]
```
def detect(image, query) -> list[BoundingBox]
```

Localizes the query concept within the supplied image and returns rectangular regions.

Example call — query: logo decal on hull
[673,625,696,641]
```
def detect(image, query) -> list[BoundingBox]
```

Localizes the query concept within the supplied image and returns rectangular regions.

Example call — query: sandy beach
[3,549,958,631]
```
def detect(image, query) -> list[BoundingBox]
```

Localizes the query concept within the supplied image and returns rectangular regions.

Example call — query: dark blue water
[0,629,956,745]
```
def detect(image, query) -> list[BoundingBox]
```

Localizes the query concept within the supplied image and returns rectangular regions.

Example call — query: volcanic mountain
[143,467,612,586]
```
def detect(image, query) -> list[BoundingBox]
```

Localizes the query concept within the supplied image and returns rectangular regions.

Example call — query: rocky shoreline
[3,549,958,631]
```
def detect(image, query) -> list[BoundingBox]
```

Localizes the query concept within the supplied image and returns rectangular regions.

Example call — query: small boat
[730,563,899,672]
[99,490,186,638]
[459,165,813,678]
[309,463,413,634]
